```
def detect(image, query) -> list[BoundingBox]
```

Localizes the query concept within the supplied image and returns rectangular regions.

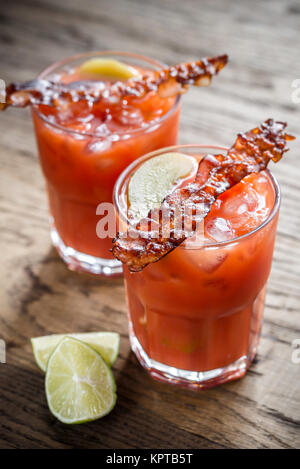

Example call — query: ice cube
[94,123,110,137]
[205,217,235,242]
[186,247,228,274]
[114,106,143,127]
[85,138,111,153]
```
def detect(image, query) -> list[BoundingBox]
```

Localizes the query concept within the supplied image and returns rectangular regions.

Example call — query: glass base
[50,225,122,277]
[129,325,254,390]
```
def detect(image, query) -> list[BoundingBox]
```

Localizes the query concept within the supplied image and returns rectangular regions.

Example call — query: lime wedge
[128,152,197,220]
[31,332,120,372]
[79,58,139,80]
[45,337,117,424]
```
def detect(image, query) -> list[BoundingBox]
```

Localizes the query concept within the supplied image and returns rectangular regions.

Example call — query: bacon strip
[0,55,228,110]
[112,119,295,272]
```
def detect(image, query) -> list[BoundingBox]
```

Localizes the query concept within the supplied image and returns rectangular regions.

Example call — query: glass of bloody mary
[113,144,281,389]
[32,52,180,276]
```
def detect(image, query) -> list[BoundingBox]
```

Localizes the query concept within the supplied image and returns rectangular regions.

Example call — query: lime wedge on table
[45,337,117,424]
[128,152,197,220]
[31,332,120,372]
[79,58,139,80]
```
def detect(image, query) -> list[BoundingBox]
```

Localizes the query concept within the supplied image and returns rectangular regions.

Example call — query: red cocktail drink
[32,52,180,275]
[114,145,280,389]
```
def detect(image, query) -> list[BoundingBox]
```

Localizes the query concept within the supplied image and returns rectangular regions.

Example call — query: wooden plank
[0,0,299,449]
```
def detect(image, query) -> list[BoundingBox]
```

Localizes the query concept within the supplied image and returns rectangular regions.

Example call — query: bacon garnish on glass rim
[112,119,295,272]
[0,55,228,110]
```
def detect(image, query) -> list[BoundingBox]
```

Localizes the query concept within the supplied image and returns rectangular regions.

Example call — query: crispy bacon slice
[0,55,228,110]
[112,119,295,272]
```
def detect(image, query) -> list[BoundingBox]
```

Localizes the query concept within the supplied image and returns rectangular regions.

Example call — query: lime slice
[31,332,120,372]
[45,337,117,424]
[128,152,197,220]
[79,58,139,80]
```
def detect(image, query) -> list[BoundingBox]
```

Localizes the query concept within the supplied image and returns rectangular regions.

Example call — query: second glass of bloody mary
[113,145,281,389]
[32,52,180,276]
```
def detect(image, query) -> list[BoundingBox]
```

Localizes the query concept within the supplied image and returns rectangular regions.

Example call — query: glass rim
[113,143,281,250]
[32,50,181,138]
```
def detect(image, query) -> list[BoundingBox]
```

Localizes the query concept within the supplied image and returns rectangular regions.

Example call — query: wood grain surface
[0,0,300,449]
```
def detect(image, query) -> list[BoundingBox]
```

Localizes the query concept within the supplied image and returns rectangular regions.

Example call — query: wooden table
[1,0,299,449]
